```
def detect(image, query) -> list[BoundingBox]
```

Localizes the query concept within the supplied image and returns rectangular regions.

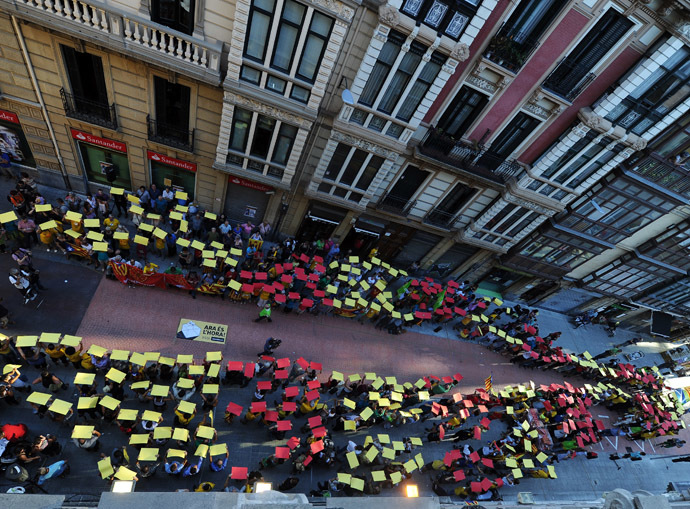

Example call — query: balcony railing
[500,253,570,279]
[626,153,690,198]
[483,23,540,73]
[376,193,416,216]
[542,58,596,102]
[423,208,458,229]
[60,88,117,130]
[6,0,222,85]
[418,128,523,184]
[147,114,194,152]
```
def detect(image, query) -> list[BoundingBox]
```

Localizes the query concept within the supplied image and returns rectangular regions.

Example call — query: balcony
[5,0,222,85]
[423,208,458,229]
[542,58,596,102]
[147,114,194,152]
[418,128,523,184]
[625,153,690,199]
[500,253,570,279]
[376,193,416,216]
[60,88,117,130]
[483,23,540,74]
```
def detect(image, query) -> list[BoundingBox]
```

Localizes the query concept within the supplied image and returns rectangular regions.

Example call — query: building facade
[4,0,690,336]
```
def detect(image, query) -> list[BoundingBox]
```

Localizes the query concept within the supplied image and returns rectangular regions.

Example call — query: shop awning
[475,285,502,300]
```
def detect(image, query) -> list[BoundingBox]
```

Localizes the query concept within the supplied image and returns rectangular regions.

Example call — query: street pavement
[1,178,690,502]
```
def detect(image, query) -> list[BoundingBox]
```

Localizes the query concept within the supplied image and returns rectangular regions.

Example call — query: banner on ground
[176,319,228,344]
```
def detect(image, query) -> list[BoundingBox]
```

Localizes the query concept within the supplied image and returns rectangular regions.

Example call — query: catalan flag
[484,374,493,392]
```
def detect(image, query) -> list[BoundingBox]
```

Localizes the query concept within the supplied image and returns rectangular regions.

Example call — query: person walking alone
[254,303,272,323]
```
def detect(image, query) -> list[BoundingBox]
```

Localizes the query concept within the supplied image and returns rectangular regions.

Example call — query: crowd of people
[0,285,681,498]
[0,177,685,499]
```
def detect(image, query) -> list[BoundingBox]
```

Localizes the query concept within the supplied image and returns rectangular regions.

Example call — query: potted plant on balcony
[486,36,525,70]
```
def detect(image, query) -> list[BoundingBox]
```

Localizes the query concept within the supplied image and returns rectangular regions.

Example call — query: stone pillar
[280,195,310,238]
[419,237,454,269]
[450,249,496,282]
[331,210,357,242]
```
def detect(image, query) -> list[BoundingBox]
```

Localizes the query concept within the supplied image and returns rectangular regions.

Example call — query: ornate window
[242,0,334,104]
[399,0,477,40]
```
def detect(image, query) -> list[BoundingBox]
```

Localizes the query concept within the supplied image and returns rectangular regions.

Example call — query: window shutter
[547,10,632,94]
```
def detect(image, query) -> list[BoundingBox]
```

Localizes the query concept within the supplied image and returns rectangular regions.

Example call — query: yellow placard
[153,228,167,240]
[346,451,359,469]
[98,457,114,478]
[74,372,96,385]
[118,409,138,420]
[110,349,130,361]
[110,187,124,195]
[371,470,386,482]
[86,230,104,241]
[77,396,98,410]
[129,434,150,445]
[138,448,159,461]
[172,428,190,441]
[202,384,219,394]
[196,426,215,439]
[0,211,18,223]
[115,467,137,481]
[177,401,196,414]
[133,235,148,245]
[382,447,395,460]
[27,391,52,406]
[16,335,38,348]
[142,410,162,421]
[49,399,72,415]
[113,231,129,240]
[105,368,126,384]
[72,425,95,439]
[39,220,58,230]
[153,427,172,440]
[129,352,146,366]
[209,444,227,456]
[365,446,379,463]
[150,384,169,397]
[99,395,121,410]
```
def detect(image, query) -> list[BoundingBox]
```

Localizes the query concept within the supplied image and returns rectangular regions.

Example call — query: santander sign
[146,150,197,172]
[70,129,127,153]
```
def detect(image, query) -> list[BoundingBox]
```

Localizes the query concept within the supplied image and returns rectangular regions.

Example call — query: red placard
[147,150,196,172]
[70,128,127,153]
[0,109,20,124]
[228,175,273,192]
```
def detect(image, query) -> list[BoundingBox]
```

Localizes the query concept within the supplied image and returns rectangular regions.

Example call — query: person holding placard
[73,429,102,452]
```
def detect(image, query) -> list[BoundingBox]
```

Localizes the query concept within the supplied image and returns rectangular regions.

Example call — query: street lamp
[111,480,136,493]
[254,482,273,493]
[405,484,419,497]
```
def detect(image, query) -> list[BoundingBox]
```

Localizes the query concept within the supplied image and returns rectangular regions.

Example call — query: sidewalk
[411,299,671,372]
